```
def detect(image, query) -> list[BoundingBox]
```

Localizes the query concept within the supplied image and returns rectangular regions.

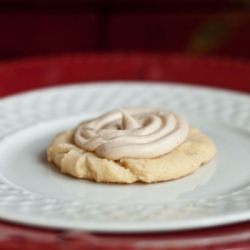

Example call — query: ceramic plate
[0,82,249,232]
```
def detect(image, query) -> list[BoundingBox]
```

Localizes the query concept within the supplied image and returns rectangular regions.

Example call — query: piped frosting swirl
[74,108,189,160]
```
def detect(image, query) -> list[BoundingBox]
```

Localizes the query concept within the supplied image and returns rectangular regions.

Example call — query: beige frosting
[74,108,189,160]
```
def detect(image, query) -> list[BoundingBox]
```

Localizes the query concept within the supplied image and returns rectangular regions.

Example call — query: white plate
[0,82,249,233]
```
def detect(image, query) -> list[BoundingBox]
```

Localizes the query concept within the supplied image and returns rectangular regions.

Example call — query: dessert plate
[0,82,249,232]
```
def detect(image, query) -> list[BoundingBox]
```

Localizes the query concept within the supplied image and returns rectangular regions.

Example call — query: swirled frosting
[74,108,189,160]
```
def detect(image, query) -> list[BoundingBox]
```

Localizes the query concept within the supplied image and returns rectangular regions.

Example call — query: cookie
[47,127,216,183]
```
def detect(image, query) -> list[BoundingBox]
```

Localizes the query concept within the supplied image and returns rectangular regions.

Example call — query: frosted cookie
[47,108,216,183]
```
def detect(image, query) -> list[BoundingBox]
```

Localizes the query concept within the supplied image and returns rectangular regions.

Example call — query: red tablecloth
[0,53,250,96]
[0,53,249,250]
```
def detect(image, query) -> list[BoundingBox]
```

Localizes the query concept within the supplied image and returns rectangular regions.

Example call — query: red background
[0,0,250,60]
